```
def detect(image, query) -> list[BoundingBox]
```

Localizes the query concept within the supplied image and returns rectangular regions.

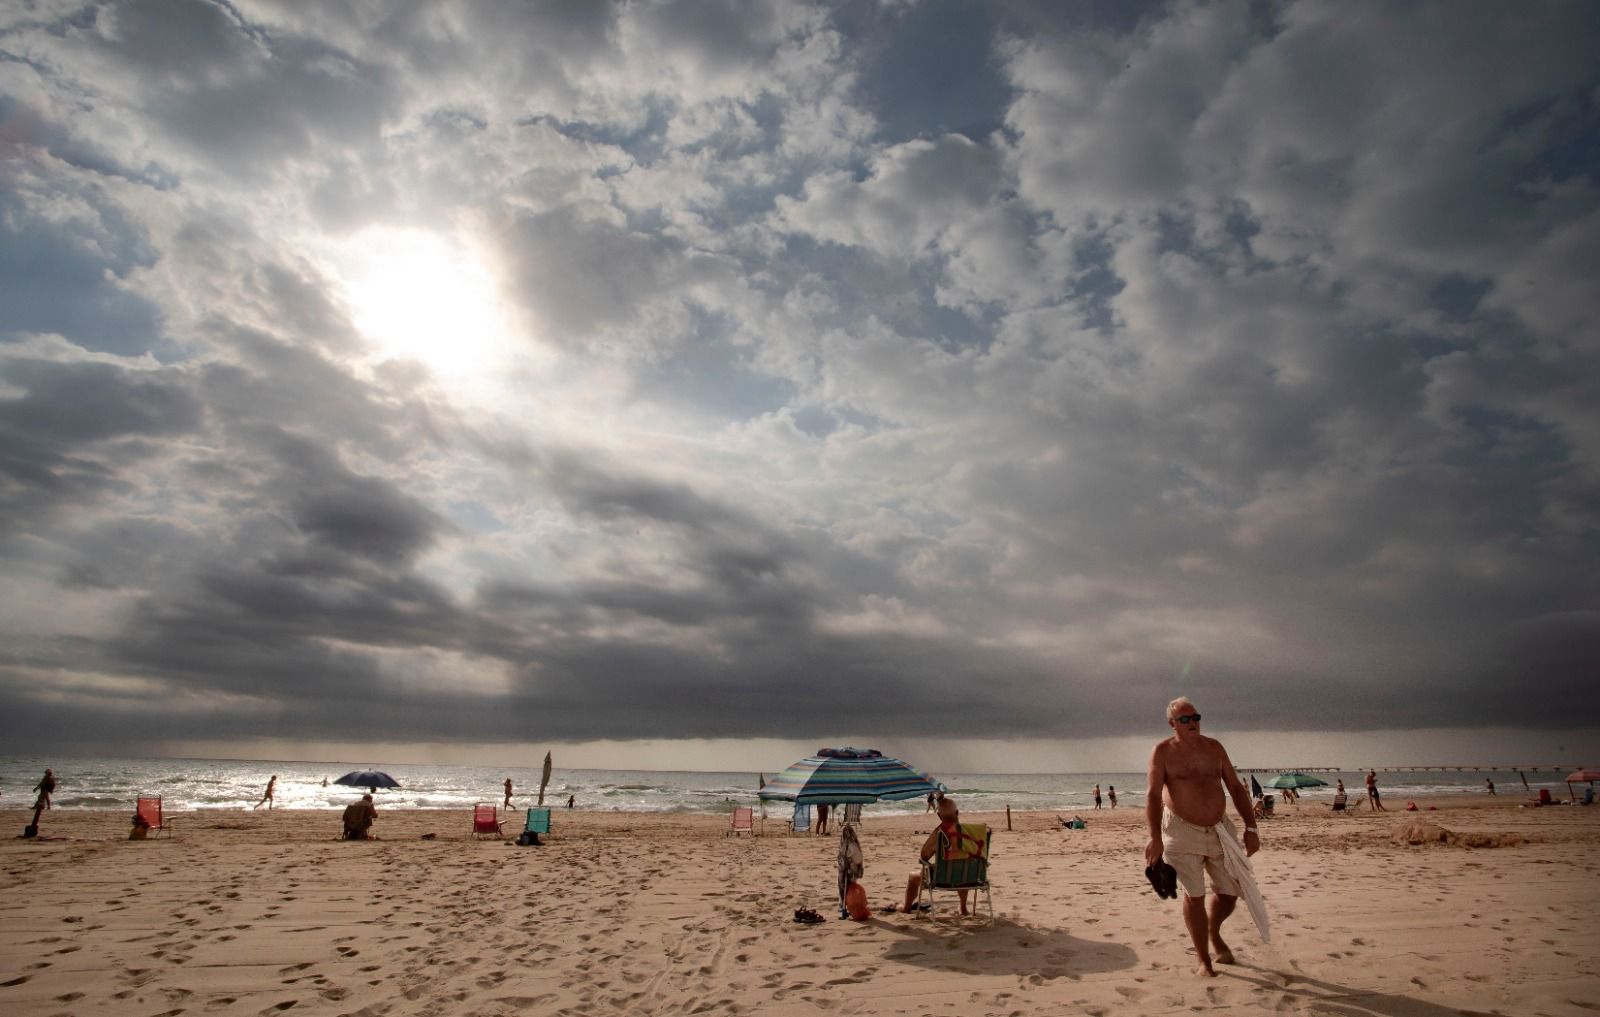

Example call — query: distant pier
[1236,765,1579,774]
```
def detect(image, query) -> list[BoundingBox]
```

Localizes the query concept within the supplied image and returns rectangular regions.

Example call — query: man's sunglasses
[1174,713,1202,724]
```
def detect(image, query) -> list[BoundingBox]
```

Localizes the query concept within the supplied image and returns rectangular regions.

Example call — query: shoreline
[0,786,1537,818]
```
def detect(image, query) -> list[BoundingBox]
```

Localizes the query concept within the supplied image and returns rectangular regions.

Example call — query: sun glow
[339,228,517,384]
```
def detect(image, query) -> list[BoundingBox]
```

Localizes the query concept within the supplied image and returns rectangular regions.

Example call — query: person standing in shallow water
[1108,785,1117,808]
[1093,784,1102,809]
[1145,698,1261,978]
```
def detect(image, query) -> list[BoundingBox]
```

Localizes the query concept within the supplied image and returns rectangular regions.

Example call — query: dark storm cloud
[0,354,202,541]
[1,0,1597,761]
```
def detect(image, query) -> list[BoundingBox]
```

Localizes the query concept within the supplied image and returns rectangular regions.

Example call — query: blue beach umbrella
[758,747,942,805]
[334,770,401,794]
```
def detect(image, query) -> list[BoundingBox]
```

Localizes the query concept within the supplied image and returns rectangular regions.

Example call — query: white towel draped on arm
[1217,821,1271,945]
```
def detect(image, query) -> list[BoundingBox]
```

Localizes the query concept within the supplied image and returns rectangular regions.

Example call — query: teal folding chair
[524,807,552,836]
[919,824,993,918]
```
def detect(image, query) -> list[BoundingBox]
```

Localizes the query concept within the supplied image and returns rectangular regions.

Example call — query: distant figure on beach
[1485,778,1495,795]
[1108,785,1118,808]
[33,768,56,810]
[900,796,981,914]
[1365,770,1385,811]
[1336,779,1345,794]
[1093,784,1103,809]
[816,802,830,836]
[322,776,328,787]
[342,794,377,839]
[254,775,277,810]
[503,778,514,808]
[567,794,575,809]
[1145,698,1261,978]
[926,791,936,812]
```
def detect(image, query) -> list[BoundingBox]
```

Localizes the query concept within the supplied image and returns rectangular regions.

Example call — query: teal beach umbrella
[758,747,942,805]
[1266,772,1328,790]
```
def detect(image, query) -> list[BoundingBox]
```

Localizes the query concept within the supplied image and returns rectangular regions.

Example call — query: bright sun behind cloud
[338,227,517,387]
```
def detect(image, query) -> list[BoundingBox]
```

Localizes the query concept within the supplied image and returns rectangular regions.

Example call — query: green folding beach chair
[919,823,993,918]
[524,807,552,837]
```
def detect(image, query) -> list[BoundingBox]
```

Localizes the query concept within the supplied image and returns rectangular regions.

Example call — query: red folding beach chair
[136,796,174,838]
[472,803,504,839]
[727,806,754,837]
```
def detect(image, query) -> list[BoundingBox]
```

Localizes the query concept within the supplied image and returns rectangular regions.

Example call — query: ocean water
[0,756,1576,814]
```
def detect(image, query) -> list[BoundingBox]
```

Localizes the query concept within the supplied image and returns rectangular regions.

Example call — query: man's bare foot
[1212,943,1236,964]
[1194,962,1217,978]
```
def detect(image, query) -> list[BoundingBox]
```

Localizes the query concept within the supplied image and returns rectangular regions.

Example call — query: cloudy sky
[2,0,1597,773]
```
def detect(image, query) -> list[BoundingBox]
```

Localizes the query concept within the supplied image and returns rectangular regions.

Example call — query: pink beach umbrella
[1564,768,1600,803]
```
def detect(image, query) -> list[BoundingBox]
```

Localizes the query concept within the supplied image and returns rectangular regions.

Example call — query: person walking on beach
[1108,785,1118,808]
[1145,698,1261,978]
[1365,770,1386,811]
[33,768,56,810]
[1093,784,1103,809]
[1485,778,1495,795]
[503,778,514,808]
[567,794,575,809]
[254,775,277,810]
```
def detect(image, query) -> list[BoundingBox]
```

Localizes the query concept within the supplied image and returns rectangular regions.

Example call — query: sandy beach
[2,797,1597,1016]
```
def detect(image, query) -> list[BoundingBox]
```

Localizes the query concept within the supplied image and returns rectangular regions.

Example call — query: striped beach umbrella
[758,747,942,805]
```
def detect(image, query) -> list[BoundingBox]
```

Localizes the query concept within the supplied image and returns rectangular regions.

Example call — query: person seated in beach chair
[899,796,991,916]
[342,794,377,839]
[133,796,174,839]
[1582,787,1595,806]
[1253,793,1274,820]
[1329,788,1353,814]
[1531,787,1556,807]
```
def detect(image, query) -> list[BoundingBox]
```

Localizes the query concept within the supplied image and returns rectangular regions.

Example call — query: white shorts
[1161,811,1242,899]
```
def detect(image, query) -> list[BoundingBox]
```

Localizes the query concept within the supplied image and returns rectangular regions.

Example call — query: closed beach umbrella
[758,747,942,805]
[1265,772,1328,790]
[538,751,552,807]
[333,770,400,794]
[1249,774,1263,798]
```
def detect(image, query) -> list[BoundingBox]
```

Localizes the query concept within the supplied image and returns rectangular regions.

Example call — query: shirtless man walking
[1144,698,1260,977]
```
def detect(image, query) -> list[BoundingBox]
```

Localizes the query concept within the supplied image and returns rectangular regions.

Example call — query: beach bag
[844,880,870,920]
